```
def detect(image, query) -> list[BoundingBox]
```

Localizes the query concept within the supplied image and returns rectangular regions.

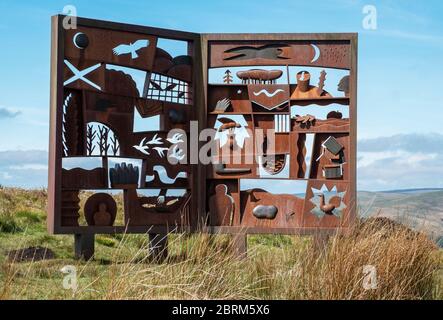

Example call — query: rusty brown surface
[204,33,356,234]
[84,193,117,226]
[247,84,290,111]
[49,16,199,236]
[48,16,357,240]
[209,42,350,69]
[64,26,157,71]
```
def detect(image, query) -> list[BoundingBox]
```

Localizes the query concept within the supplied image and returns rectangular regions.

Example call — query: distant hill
[358,189,443,243]
[293,188,443,244]
[377,188,443,194]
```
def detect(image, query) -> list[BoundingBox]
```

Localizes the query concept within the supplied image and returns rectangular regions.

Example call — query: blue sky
[0,0,442,190]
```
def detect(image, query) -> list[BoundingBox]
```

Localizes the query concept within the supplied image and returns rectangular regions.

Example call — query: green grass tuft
[96,236,117,248]
[249,234,293,248]
[16,210,43,224]
[0,215,22,233]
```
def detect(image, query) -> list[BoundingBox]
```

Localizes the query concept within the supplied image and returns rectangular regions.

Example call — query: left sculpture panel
[48,16,199,234]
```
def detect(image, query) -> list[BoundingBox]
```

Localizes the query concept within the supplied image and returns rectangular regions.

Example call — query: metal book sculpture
[49,16,357,259]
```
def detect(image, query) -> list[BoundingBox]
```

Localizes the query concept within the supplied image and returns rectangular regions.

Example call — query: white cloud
[357,133,443,191]
[0,150,48,188]
[358,151,401,168]
[358,150,438,168]
[8,164,47,170]
[0,172,12,180]
[395,153,437,167]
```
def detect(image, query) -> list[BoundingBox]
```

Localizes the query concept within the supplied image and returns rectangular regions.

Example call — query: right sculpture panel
[204,35,357,233]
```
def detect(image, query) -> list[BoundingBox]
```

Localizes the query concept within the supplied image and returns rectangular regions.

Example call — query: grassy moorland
[0,187,441,300]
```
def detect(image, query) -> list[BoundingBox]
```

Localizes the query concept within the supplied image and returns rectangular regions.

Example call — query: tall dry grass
[0,186,441,300]
[280,218,440,299]
[1,187,440,299]
[84,218,441,300]
[86,233,259,299]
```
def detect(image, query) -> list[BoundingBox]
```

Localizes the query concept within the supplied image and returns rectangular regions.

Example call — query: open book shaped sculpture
[48,15,357,258]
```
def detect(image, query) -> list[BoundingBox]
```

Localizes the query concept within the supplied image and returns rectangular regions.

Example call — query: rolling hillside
[358,190,443,242]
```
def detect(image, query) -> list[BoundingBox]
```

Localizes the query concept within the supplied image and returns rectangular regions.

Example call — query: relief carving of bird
[149,81,177,91]
[318,194,342,215]
[167,133,184,144]
[112,39,149,59]
[133,137,150,155]
[133,134,163,155]
[152,147,169,157]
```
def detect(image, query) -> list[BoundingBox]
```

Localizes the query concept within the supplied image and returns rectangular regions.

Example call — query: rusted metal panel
[209,41,350,69]
[64,26,158,71]
[48,16,357,252]
[48,16,200,241]
[203,33,357,235]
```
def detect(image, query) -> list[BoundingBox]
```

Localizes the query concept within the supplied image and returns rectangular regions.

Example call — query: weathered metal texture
[302,180,351,228]
[209,41,351,69]
[207,179,240,226]
[208,85,251,113]
[74,233,95,260]
[123,188,191,226]
[84,193,117,226]
[240,189,304,228]
[309,133,349,180]
[48,15,199,238]
[64,26,158,71]
[209,184,235,226]
[247,84,290,111]
[203,32,357,235]
[237,69,283,83]
[49,16,357,244]
[290,71,332,99]
[291,118,350,133]
[61,168,107,189]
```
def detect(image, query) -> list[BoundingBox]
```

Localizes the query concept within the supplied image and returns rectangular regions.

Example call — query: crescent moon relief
[73,32,91,50]
[73,32,83,49]
[310,44,321,63]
